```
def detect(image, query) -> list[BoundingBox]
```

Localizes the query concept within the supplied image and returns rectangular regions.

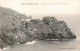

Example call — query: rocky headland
[0,6,76,49]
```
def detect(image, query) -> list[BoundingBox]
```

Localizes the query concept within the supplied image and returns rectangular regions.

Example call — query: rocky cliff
[0,6,76,49]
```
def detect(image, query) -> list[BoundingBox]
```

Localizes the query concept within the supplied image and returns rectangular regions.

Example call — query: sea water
[1,36,80,51]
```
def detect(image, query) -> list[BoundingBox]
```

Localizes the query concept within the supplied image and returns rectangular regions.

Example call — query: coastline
[0,6,76,49]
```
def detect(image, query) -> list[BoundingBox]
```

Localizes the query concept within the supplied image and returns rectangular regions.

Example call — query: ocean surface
[0,34,80,51]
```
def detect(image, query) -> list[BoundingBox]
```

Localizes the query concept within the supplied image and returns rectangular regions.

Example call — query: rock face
[26,16,76,40]
[0,6,30,49]
[0,6,76,49]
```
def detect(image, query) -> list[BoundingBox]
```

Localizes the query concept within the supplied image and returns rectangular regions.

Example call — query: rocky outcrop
[26,16,76,40]
[0,6,31,49]
[0,6,76,49]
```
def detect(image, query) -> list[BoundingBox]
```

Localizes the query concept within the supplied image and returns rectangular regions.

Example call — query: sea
[0,35,80,51]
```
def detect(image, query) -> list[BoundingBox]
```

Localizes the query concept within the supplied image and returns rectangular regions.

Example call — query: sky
[0,0,80,39]
[0,0,80,15]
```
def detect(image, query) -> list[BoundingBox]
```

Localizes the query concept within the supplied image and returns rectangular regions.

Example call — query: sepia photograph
[0,0,80,51]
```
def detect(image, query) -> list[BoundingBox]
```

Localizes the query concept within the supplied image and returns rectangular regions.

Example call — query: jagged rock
[0,39,7,49]
[0,6,29,48]
[26,16,76,40]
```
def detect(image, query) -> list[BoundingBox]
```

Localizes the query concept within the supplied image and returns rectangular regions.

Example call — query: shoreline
[0,39,76,50]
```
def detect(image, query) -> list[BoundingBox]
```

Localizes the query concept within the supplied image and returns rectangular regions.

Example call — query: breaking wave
[0,46,10,51]
[25,40,37,45]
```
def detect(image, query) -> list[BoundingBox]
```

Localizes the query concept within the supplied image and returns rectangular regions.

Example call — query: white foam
[0,49,2,51]
[25,40,37,45]
[3,47,7,50]
[16,43,20,45]
[1,46,10,51]
[0,47,8,51]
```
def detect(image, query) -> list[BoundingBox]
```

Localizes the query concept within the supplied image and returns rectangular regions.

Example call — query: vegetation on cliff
[26,16,76,40]
[0,6,32,49]
[0,6,76,49]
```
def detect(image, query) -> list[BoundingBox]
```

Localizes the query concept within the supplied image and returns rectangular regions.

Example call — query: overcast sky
[0,0,80,15]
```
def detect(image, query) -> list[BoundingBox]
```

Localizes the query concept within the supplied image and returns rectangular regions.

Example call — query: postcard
[0,0,80,51]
